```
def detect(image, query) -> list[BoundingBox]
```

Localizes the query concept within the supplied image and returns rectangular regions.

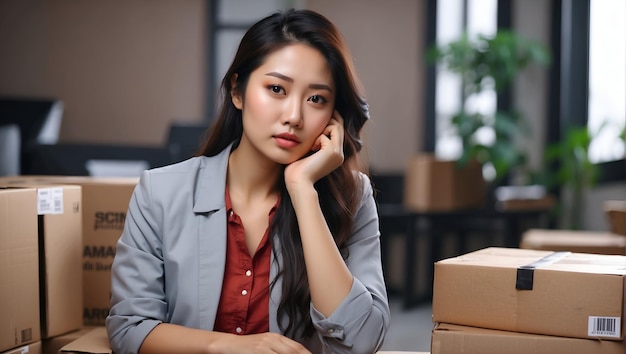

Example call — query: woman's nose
[282,98,303,127]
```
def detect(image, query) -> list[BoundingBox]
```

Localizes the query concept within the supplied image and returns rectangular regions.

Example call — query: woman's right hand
[211,332,312,354]
[139,324,311,354]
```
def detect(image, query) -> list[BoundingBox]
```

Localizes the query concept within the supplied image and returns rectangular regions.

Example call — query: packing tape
[516,251,570,290]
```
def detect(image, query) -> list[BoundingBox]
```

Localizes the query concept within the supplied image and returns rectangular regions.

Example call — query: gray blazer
[106,145,390,354]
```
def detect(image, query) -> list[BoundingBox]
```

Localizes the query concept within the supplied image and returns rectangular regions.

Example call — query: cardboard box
[0,183,83,339]
[0,188,41,351]
[37,185,83,338]
[520,229,626,255]
[0,176,138,326]
[431,323,625,354]
[605,200,626,236]
[1,341,42,354]
[42,327,94,354]
[403,154,485,212]
[0,188,41,352]
[432,247,626,341]
[58,327,111,354]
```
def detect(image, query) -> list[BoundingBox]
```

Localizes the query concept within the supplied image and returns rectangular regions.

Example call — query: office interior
[1,0,625,352]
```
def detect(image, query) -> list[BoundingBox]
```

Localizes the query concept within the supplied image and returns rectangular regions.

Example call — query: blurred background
[0,0,624,351]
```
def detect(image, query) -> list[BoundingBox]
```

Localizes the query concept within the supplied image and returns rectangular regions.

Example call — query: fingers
[277,335,311,354]
[262,333,311,354]
[311,110,344,152]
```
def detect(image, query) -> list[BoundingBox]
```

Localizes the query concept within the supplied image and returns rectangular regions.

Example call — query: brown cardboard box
[0,183,83,338]
[0,176,138,326]
[432,247,626,341]
[42,327,95,354]
[605,200,626,236]
[36,185,83,338]
[520,228,626,255]
[1,341,42,354]
[403,154,485,212]
[58,327,111,354]
[431,323,625,354]
[0,188,41,352]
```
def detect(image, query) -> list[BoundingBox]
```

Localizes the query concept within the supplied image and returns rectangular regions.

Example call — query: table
[378,203,551,308]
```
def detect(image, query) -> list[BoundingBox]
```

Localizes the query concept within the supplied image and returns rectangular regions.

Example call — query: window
[207,0,301,119]
[587,0,625,164]
[434,0,499,161]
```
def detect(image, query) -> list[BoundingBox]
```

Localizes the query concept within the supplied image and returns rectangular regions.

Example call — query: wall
[305,0,425,173]
[0,0,206,147]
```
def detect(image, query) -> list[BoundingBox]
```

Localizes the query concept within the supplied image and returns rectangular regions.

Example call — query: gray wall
[0,0,207,147]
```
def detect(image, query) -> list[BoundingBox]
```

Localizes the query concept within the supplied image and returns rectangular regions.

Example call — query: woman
[106,9,389,354]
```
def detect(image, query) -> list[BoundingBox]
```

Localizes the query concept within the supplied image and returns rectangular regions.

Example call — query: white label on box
[588,316,621,338]
[7,344,30,353]
[37,187,64,215]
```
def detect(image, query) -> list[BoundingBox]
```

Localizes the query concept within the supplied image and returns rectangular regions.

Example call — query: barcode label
[37,188,64,215]
[20,328,32,342]
[588,316,620,338]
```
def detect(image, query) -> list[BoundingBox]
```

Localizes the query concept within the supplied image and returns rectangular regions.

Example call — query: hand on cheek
[285,111,345,191]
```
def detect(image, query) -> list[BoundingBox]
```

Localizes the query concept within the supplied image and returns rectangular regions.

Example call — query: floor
[379,296,433,352]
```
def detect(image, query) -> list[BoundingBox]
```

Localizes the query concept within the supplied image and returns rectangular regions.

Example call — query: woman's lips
[274,133,300,148]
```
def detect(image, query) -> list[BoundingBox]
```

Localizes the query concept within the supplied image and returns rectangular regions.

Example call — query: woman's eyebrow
[265,72,333,92]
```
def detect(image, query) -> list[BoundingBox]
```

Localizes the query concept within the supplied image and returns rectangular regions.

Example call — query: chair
[166,122,210,163]
[0,97,64,173]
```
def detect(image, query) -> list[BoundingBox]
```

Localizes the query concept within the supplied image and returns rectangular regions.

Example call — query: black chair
[0,97,63,173]
[166,122,210,163]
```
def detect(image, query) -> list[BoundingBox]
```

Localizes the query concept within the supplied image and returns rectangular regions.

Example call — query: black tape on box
[516,251,570,290]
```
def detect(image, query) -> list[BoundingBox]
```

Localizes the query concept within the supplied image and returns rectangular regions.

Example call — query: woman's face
[232,43,336,165]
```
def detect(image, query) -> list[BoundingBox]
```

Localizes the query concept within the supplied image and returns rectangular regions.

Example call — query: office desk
[378,203,551,308]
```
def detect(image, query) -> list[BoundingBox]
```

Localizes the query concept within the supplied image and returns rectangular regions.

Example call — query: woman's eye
[308,95,327,104]
[268,85,285,95]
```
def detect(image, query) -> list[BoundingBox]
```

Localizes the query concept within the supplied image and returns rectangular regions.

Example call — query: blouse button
[245,270,252,277]
[235,327,243,334]
[241,289,248,296]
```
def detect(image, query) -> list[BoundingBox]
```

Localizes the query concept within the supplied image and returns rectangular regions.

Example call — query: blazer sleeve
[309,172,391,354]
[106,171,166,354]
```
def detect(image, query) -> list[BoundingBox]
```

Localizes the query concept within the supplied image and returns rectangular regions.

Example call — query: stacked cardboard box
[0,184,83,354]
[431,247,626,353]
[0,342,42,354]
[605,200,626,236]
[432,323,624,354]
[0,176,138,326]
[0,188,40,353]
[520,228,626,255]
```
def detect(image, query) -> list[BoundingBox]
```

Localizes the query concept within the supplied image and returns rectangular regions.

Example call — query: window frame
[550,0,625,183]
[425,0,625,183]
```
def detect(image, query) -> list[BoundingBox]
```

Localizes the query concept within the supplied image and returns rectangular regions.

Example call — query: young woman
[106,9,389,354]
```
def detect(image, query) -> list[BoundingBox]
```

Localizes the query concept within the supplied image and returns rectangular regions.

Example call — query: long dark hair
[199,9,370,338]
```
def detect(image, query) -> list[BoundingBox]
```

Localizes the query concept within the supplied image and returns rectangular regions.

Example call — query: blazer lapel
[193,146,231,329]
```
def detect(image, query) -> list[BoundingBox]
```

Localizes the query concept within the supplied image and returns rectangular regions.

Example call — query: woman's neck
[227,141,281,202]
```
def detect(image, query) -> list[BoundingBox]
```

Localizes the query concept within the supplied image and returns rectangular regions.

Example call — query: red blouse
[213,189,277,335]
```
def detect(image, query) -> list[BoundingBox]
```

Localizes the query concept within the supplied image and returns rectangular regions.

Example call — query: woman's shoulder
[147,148,230,179]
[140,151,229,192]
[148,156,207,175]
[352,170,373,193]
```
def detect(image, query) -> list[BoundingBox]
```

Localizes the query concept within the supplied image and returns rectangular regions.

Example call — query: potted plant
[427,30,551,184]
[539,122,625,229]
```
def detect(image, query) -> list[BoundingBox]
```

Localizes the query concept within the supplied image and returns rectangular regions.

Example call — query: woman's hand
[284,111,345,194]
[211,332,311,354]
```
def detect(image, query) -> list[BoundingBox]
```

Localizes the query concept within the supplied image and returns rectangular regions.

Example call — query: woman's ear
[230,74,243,110]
